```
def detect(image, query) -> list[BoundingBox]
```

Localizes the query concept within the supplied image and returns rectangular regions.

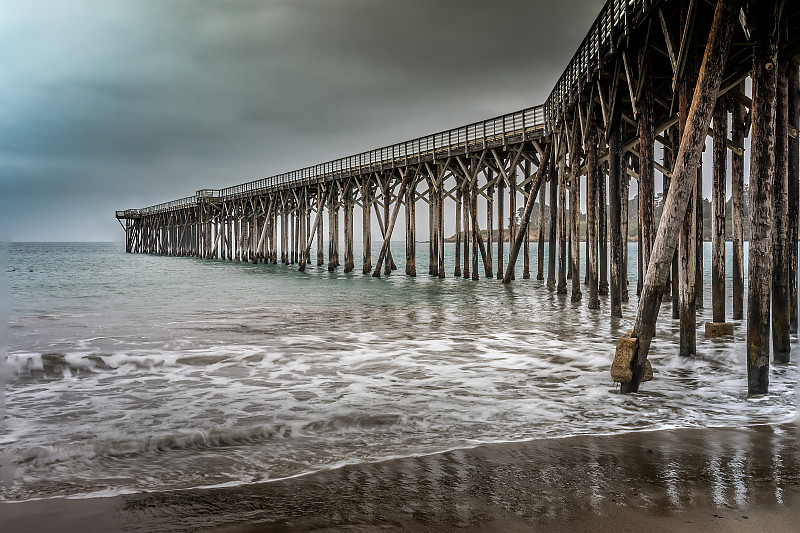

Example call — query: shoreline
[2,424,798,532]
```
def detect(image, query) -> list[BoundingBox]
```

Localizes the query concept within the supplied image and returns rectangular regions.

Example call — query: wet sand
[2,424,798,532]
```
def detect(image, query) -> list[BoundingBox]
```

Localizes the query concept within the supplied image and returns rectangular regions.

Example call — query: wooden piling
[497,175,505,279]
[386,179,397,275]
[587,126,600,310]
[620,166,629,302]
[509,162,517,281]
[363,181,372,273]
[471,179,479,281]
[570,132,582,302]
[711,99,728,324]
[678,128,697,353]
[695,159,703,309]
[523,168,531,279]
[328,194,336,271]
[772,59,790,363]
[609,104,623,318]
[729,89,745,319]
[598,164,609,296]
[437,173,445,279]
[557,137,568,294]
[486,177,494,278]
[639,45,655,288]
[455,188,462,277]
[548,149,558,290]
[463,181,471,279]
[789,60,799,333]
[747,0,779,393]
[344,186,354,273]
[537,180,546,281]
[334,197,341,268]
[407,179,416,277]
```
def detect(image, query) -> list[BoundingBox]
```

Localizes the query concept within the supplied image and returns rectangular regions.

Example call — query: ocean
[1,241,796,502]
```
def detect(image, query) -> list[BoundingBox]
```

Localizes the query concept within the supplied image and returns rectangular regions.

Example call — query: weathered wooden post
[598,166,609,295]
[609,102,623,318]
[612,0,739,393]
[620,161,629,302]
[437,171,445,279]
[463,179,471,279]
[455,187,462,277]
[305,198,311,264]
[789,60,799,333]
[334,195,341,268]
[524,174,532,279]
[496,171,505,279]
[290,209,296,264]
[747,0,779,393]
[706,98,734,336]
[344,185,355,273]
[509,162,517,281]
[486,172,494,279]
[471,178,479,281]
[282,210,289,264]
[548,148,558,290]
[678,14,700,355]
[385,179,397,275]
[639,45,655,289]
[637,182,643,296]
[327,193,336,271]
[557,136,568,294]
[773,59,790,362]
[587,125,600,310]
[406,178,416,277]
[695,160,703,310]
[362,181,372,273]
[537,180,546,280]
[570,131,582,302]
[727,121,749,290]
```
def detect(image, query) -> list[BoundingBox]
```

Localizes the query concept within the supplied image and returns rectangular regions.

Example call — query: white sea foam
[2,242,797,502]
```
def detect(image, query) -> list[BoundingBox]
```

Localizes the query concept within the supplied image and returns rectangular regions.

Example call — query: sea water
[1,241,796,501]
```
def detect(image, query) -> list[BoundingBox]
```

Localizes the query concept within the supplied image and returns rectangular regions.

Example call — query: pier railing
[217,106,545,201]
[543,0,648,131]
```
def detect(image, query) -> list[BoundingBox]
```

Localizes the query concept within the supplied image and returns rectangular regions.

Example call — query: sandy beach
[2,424,798,532]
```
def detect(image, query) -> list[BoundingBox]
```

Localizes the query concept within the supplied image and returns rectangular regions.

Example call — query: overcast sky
[1,0,605,241]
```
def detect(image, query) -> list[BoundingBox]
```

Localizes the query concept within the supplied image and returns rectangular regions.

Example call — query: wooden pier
[118,0,800,395]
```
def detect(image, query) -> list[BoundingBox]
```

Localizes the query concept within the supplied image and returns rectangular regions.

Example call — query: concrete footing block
[705,322,734,337]
[611,331,638,383]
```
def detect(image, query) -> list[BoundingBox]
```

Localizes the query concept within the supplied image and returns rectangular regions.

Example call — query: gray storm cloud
[0,0,601,241]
